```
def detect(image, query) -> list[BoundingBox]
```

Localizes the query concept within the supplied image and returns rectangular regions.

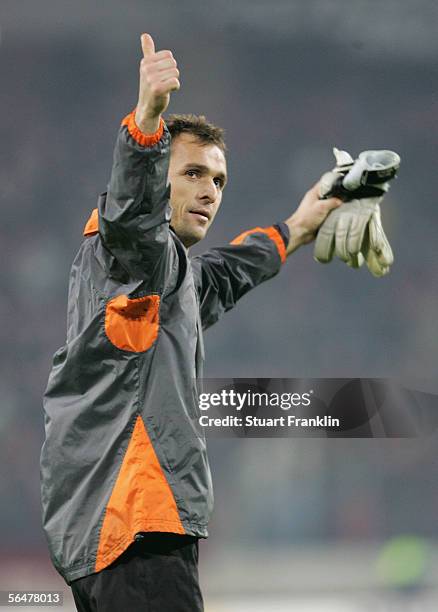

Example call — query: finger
[364,219,392,276]
[334,214,352,262]
[314,218,336,263]
[157,69,180,84]
[366,250,389,277]
[321,198,344,210]
[318,171,339,198]
[154,49,174,61]
[347,215,368,256]
[348,253,365,268]
[141,33,155,58]
[148,57,177,73]
[151,71,180,91]
[321,196,343,212]
[159,76,180,91]
[333,147,354,166]
[368,215,394,266]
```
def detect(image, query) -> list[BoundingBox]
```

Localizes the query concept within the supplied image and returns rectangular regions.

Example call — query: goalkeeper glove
[314,148,400,277]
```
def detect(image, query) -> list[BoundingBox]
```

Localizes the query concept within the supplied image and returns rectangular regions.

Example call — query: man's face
[168,134,227,248]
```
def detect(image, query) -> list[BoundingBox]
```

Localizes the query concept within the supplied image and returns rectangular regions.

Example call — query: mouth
[189,209,211,222]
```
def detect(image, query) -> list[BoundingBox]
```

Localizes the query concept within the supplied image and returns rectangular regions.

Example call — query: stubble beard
[172,214,207,248]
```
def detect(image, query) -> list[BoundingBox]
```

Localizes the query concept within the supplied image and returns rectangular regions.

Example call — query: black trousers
[71,533,204,612]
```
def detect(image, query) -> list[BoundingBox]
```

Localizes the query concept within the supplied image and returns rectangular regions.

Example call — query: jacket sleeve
[191,224,289,330]
[97,110,173,283]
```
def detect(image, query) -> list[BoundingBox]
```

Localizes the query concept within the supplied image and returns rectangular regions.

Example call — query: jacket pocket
[105,294,160,352]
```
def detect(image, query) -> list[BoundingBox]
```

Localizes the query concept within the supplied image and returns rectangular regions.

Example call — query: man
[40,33,341,611]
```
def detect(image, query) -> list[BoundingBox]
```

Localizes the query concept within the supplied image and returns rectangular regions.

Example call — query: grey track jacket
[40,110,288,584]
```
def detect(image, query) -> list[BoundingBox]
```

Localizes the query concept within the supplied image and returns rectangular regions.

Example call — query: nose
[198,178,218,204]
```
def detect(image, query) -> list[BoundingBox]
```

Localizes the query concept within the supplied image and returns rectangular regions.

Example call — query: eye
[213,178,223,188]
[186,169,199,178]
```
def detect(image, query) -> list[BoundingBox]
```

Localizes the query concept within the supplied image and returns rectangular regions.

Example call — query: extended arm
[191,224,288,330]
[192,181,341,330]
[98,34,181,283]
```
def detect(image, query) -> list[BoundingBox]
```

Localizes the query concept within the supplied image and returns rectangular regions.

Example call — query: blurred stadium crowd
[1,0,437,605]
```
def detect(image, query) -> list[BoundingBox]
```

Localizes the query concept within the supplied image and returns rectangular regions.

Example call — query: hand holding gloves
[314,148,400,277]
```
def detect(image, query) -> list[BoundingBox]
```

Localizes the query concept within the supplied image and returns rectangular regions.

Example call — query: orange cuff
[83,208,99,236]
[121,109,165,147]
[230,226,287,264]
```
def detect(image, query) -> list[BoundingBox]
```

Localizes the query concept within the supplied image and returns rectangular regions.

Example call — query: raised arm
[98,33,180,283]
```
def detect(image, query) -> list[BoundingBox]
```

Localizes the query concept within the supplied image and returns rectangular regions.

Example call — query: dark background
[1,0,437,606]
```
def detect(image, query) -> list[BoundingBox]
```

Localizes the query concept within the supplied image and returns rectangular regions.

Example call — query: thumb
[140,33,155,58]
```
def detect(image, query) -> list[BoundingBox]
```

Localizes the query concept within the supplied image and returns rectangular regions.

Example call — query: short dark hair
[165,113,226,153]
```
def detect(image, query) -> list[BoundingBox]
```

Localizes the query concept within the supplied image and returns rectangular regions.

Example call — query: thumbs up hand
[135,33,180,134]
